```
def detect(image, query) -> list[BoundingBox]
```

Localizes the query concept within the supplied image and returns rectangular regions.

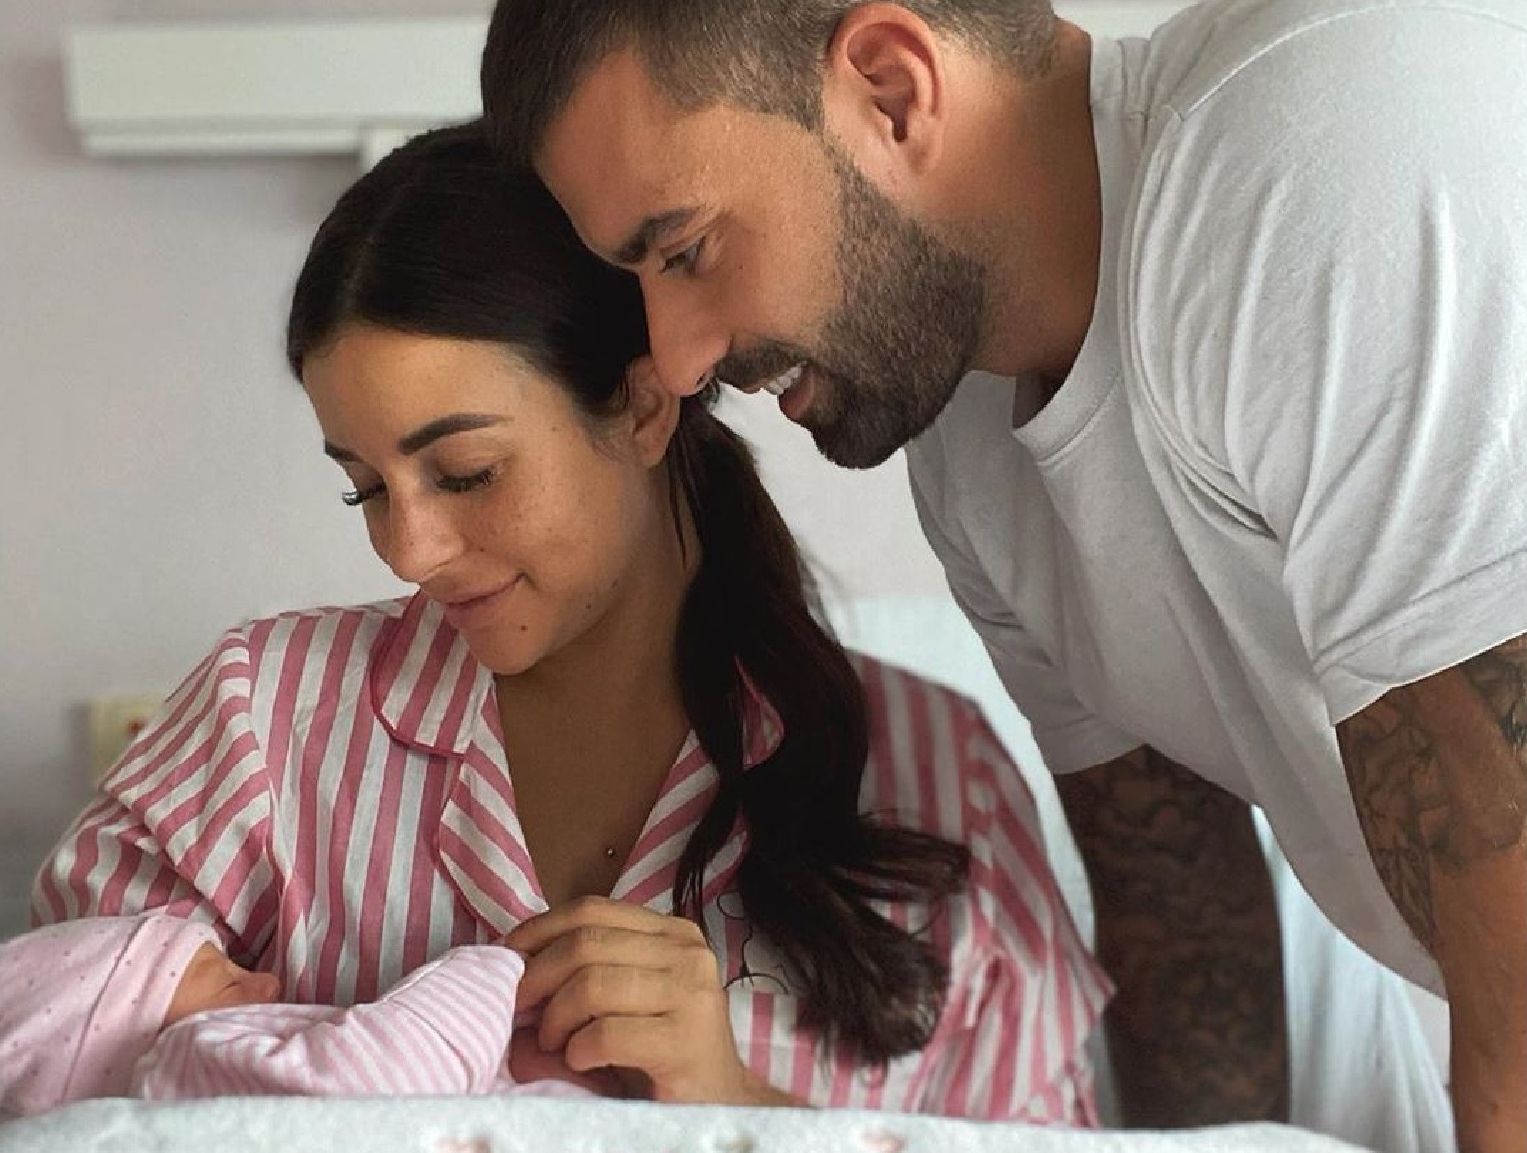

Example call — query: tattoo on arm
[1336,636,1527,953]
[1058,748,1288,1127]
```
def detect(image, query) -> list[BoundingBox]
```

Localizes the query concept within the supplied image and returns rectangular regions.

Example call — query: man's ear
[625,356,683,468]
[821,3,947,176]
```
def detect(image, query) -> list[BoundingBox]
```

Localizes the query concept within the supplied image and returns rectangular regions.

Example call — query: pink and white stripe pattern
[33,594,1109,1123]
[136,945,542,1099]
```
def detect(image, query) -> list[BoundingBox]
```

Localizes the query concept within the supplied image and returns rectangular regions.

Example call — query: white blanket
[0,1097,1364,1153]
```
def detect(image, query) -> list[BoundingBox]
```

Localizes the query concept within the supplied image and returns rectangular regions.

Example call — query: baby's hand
[507,1026,628,1096]
[163,944,281,1026]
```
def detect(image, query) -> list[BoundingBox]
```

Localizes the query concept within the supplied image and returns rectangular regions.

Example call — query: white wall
[0,0,950,931]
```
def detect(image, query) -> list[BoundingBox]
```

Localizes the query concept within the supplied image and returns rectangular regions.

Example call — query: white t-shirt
[908,0,1527,994]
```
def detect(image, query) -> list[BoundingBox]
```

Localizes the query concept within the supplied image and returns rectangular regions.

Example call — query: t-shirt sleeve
[916,710,1111,1122]
[908,441,1139,773]
[1127,5,1527,724]
[30,626,277,964]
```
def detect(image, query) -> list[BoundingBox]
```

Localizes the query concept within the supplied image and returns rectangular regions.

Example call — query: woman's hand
[504,897,796,1106]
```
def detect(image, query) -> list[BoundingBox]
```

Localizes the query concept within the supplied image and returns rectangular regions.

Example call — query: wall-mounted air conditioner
[64,18,485,168]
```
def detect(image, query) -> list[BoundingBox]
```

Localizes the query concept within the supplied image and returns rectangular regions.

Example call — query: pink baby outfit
[1,916,588,1114]
[133,945,589,1101]
[0,913,220,1115]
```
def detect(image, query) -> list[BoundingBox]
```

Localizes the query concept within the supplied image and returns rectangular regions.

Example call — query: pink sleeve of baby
[136,946,524,1099]
[0,915,223,1115]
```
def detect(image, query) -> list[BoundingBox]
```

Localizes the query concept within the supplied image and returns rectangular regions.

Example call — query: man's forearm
[1336,639,1527,1153]
[1097,886,1289,1126]
[1436,852,1527,1153]
[1059,748,1289,1126]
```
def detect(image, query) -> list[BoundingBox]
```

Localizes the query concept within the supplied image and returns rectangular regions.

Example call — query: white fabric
[0,1096,1364,1153]
[824,594,1455,1153]
[1269,834,1454,1153]
[907,0,1527,999]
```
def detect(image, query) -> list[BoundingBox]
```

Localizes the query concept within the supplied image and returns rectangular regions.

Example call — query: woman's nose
[377,496,462,586]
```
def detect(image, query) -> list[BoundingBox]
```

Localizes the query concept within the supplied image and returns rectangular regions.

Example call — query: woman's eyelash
[437,467,497,494]
[341,483,385,507]
[341,467,496,507]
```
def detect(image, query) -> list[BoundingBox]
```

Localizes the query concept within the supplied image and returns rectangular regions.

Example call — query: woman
[32,123,1107,1121]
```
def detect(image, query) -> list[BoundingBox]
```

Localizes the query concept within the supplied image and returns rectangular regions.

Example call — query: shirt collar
[368,593,494,758]
[737,667,785,770]
[375,592,788,928]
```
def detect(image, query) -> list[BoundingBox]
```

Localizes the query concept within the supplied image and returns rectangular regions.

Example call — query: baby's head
[0,914,279,1115]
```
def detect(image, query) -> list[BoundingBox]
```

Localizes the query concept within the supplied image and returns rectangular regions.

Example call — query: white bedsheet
[0,1097,1365,1153]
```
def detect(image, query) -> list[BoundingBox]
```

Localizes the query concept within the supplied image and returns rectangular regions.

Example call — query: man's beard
[719,145,986,469]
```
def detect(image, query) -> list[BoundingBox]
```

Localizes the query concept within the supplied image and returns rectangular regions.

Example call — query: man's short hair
[481,0,1057,165]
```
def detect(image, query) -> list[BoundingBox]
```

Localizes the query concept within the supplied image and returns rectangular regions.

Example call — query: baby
[0,914,592,1116]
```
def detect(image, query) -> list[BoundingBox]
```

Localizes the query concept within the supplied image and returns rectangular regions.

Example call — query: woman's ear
[625,356,683,468]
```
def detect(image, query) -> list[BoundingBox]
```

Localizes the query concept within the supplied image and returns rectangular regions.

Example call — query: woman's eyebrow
[322,413,507,463]
[396,413,506,456]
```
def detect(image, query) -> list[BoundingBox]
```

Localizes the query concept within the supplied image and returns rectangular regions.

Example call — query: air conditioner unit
[64,18,487,168]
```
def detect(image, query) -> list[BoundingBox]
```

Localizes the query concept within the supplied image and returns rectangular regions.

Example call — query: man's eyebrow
[322,413,506,463]
[612,207,700,266]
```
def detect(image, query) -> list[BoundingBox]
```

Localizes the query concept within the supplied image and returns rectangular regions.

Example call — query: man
[478,0,1527,1147]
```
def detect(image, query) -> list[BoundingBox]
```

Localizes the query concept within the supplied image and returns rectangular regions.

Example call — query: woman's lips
[440,577,521,628]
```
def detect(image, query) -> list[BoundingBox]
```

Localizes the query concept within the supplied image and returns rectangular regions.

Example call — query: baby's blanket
[0,1097,1363,1153]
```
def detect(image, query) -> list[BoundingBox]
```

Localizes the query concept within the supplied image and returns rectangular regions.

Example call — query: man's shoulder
[1139,0,1526,127]
[1119,0,1527,473]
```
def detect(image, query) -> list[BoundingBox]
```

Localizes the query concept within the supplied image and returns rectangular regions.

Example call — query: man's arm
[1336,636,1527,1153]
[1056,746,1289,1126]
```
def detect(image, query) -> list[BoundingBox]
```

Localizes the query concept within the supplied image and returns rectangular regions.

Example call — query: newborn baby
[0,914,591,1115]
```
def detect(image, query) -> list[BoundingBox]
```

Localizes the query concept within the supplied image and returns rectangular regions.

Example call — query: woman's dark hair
[287,121,969,1063]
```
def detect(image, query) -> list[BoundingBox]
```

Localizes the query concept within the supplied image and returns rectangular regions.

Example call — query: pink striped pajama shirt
[33,594,1109,1122]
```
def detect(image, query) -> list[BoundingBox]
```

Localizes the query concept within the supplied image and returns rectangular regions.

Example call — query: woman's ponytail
[669,393,969,1064]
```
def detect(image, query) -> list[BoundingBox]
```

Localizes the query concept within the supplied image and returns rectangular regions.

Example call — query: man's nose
[643,286,730,398]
